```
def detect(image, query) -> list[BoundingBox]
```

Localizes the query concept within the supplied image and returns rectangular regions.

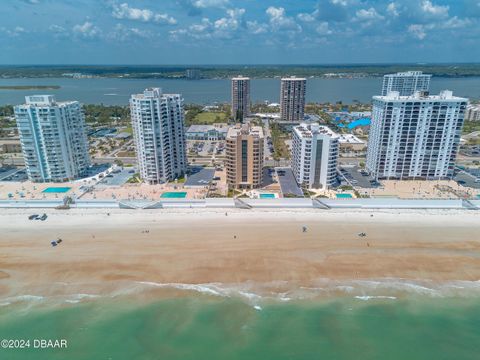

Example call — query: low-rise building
[186,124,230,141]
[0,138,22,153]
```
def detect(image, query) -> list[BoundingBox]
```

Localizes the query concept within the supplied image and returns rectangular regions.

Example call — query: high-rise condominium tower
[291,123,339,189]
[366,90,467,180]
[226,124,264,189]
[231,76,250,122]
[280,77,306,122]
[130,88,187,184]
[381,71,431,96]
[14,95,90,182]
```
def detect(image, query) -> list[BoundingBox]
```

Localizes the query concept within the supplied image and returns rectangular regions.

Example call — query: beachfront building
[381,71,431,96]
[280,77,306,122]
[231,76,250,122]
[14,95,90,182]
[291,123,339,189]
[226,124,264,189]
[366,90,467,180]
[466,104,480,122]
[130,88,187,184]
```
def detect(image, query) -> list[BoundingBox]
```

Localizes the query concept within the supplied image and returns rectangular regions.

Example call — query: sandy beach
[1,208,480,300]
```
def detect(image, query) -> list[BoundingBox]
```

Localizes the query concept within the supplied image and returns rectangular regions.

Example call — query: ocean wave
[2,278,480,309]
[355,296,397,301]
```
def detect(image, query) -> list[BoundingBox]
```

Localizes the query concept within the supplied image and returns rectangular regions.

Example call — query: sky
[1,0,480,65]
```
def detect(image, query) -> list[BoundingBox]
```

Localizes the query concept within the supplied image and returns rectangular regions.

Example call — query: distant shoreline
[0,85,60,90]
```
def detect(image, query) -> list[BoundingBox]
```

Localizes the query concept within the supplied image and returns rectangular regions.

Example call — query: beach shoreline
[1,208,479,304]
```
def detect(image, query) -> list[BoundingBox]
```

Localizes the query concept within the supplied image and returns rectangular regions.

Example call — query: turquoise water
[0,294,479,360]
[42,187,71,193]
[347,118,371,129]
[161,192,187,198]
[336,193,353,198]
[260,193,276,199]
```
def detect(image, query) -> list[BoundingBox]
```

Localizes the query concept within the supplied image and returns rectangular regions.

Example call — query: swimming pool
[42,187,71,193]
[336,193,353,198]
[347,118,371,129]
[161,192,187,198]
[259,193,276,199]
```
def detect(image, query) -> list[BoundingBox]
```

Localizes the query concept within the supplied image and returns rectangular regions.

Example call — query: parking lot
[187,140,226,158]
[338,166,379,188]
[0,167,28,182]
[275,167,304,197]
[454,168,480,189]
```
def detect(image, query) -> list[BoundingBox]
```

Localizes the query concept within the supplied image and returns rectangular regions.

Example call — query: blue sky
[1,0,479,64]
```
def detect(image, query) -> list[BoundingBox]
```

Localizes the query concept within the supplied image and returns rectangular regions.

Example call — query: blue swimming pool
[161,192,187,198]
[42,187,71,193]
[259,193,276,199]
[347,118,371,129]
[336,193,353,199]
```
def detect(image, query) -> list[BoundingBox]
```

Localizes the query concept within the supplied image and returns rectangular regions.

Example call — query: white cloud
[49,24,65,33]
[441,16,472,29]
[386,2,400,17]
[297,12,315,22]
[408,24,426,39]
[421,1,449,18]
[2,26,27,37]
[246,21,268,35]
[170,8,245,40]
[192,0,229,8]
[316,22,332,35]
[112,3,177,25]
[73,21,101,39]
[266,7,301,32]
[356,8,384,21]
[109,24,151,41]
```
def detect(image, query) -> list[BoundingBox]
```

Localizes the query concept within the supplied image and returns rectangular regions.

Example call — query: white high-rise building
[231,76,250,122]
[14,95,90,182]
[366,90,467,180]
[291,123,339,189]
[381,71,431,96]
[280,77,306,122]
[466,104,480,122]
[130,88,187,184]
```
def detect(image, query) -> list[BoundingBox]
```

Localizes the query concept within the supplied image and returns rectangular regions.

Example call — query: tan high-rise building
[231,76,250,122]
[226,124,264,189]
[280,77,306,122]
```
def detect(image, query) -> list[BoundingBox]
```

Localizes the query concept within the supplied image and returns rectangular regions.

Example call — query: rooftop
[375,90,467,102]
[338,134,365,144]
[294,123,339,139]
[385,71,431,77]
[227,124,264,139]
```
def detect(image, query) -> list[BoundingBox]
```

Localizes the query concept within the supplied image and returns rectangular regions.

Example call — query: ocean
[1,77,480,105]
[1,282,479,360]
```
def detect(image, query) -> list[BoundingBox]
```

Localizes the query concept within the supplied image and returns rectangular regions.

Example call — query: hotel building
[14,95,90,182]
[226,124,264,189]
[381,71,431,96]
[231,76,250,123]
[130,88,187,184]
[366,90,467,180]
[280,77,306,122]
[291,123,339,189]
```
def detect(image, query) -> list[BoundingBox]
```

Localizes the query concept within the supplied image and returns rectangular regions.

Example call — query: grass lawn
[192,112,228,124]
